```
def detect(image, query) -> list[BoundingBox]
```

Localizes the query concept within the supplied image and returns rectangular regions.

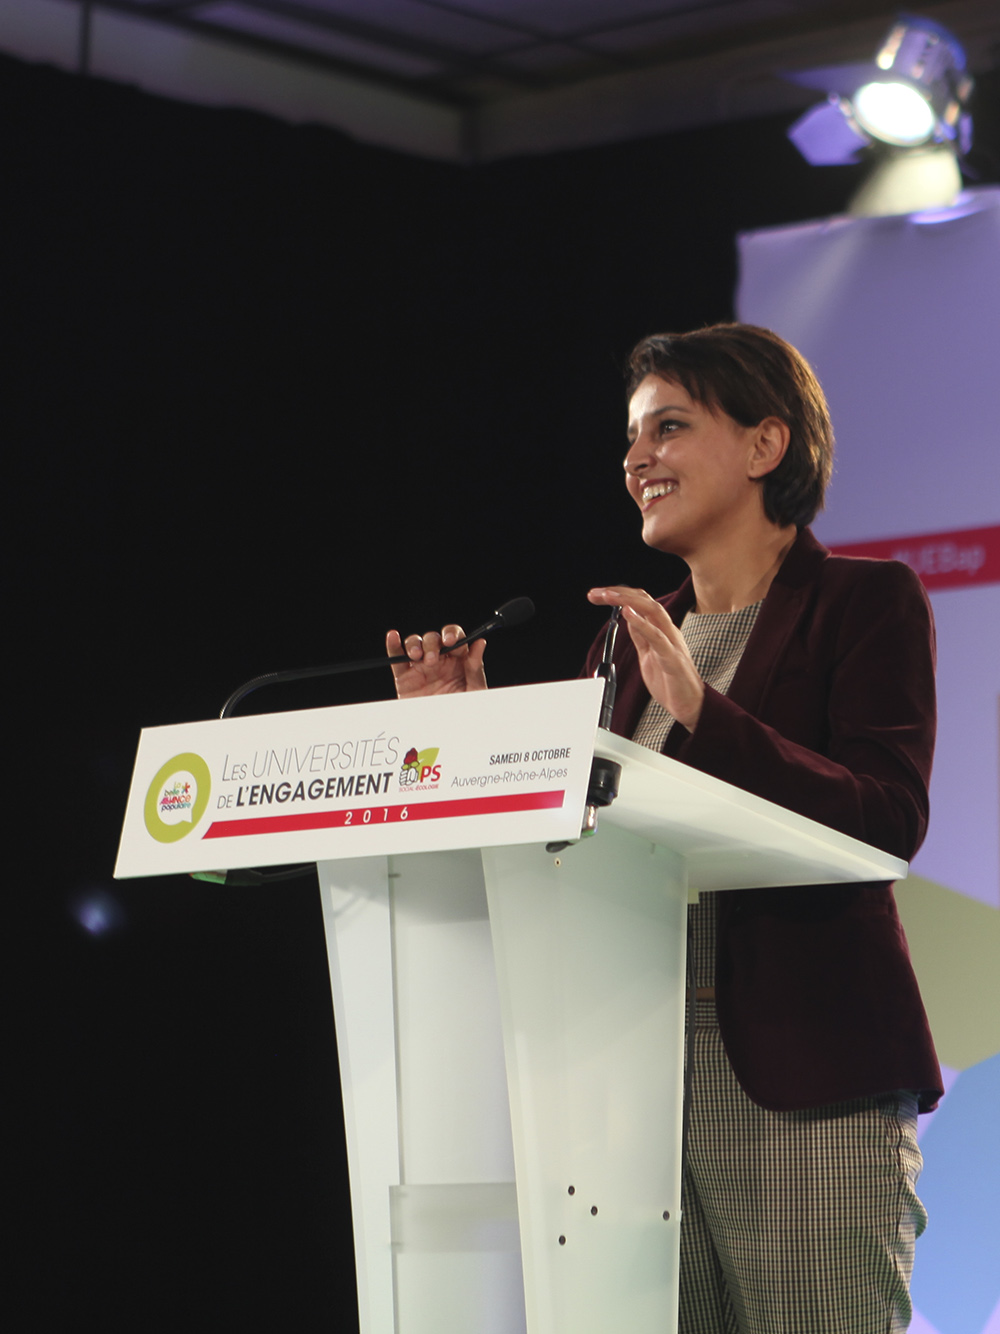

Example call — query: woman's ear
[748,417,791,479]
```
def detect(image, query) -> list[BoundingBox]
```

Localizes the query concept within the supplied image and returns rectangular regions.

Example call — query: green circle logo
[144,753,212,843]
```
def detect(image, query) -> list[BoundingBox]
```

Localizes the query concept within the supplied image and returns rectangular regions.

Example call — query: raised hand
[587,586,704,731]
[386,625,488,700]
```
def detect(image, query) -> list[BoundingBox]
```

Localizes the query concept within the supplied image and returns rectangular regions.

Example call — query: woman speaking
[386,323,940,1334]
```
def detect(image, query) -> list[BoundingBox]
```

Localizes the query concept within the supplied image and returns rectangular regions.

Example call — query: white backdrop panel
[738,189,1000,909]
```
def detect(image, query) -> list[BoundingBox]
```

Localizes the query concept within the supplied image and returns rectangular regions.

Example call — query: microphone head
[495,597,535,629]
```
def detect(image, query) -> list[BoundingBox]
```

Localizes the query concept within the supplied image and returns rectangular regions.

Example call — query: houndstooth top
[632,600,764,989]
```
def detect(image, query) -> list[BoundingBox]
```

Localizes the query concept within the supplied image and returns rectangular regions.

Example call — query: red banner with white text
[829,524,1000,592]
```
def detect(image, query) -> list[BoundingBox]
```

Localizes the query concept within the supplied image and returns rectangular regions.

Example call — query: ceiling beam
[1,0,995,163]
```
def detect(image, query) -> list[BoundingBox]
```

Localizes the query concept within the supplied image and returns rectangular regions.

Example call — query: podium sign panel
[115,680,604,878]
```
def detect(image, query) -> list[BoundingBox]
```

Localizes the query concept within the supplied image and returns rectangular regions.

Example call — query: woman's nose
[624,438,652,475]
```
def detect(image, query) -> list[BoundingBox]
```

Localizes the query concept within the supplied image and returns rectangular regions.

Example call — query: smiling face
[624,374,779,558]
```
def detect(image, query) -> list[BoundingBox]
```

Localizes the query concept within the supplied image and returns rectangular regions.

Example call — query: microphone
[220,597,535,718]
[546,606,621,854]
[435,597,535,657]
[595,606,620,729]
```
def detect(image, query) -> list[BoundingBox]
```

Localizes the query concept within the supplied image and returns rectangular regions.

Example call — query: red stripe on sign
[829,524,1000,591]
[202,789,566,839]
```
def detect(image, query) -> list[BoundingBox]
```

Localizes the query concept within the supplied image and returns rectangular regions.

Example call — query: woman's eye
[659,419,681,435]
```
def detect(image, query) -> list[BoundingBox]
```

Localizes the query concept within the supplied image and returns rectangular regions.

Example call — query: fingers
[587,587,703,730]
[588,585,680,639]
[386,626,469,666]
[386,629,409,680]
[588,584,690,672]
[619,603,674,653]
[588,584,656,612]
[463,636,488,691]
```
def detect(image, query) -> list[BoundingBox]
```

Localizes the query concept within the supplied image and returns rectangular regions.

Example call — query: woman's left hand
[587,586,705,732]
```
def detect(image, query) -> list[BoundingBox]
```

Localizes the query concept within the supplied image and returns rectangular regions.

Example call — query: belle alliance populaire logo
[143,752,212,843]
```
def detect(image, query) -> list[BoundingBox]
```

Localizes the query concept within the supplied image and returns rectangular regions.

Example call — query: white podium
[115,684,906,1334]
[318,733,906,1334]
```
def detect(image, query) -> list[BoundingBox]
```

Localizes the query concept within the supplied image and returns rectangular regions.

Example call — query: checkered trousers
[680,1000,927,1334]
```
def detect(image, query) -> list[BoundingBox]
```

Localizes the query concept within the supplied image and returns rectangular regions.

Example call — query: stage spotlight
[785,14,974,214]
[852,80,936,146]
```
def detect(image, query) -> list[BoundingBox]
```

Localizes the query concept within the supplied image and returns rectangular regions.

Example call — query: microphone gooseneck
[596,606,620,730]
[219,597,536,718]
[545,606,622,854]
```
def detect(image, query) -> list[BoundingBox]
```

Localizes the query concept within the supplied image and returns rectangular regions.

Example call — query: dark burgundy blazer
[584,527,943,1112]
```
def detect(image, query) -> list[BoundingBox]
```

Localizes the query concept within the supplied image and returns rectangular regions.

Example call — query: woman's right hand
[386,626,488,699]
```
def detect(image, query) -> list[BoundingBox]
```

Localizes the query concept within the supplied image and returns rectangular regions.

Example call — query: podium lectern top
[595,730,906,892]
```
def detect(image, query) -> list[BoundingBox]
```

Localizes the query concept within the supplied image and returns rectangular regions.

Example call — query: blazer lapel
[725,528,829,719]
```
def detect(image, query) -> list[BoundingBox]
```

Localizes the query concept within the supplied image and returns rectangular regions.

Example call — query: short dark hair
[625,323,834,529]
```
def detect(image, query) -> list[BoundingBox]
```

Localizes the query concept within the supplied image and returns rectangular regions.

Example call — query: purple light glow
[70,888,125,937]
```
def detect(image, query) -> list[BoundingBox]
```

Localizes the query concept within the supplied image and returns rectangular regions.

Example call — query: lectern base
[319,823,687,1334]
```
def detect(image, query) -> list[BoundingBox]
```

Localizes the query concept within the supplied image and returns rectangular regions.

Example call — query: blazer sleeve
[669,560,937,861]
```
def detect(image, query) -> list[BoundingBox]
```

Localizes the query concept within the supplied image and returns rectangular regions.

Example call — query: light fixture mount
[785,13,974,166]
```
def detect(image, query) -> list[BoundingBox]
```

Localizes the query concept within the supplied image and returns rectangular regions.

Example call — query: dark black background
[7,50,996,1330]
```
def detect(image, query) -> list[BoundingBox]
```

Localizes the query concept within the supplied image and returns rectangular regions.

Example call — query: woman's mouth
[640,479,678,508]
